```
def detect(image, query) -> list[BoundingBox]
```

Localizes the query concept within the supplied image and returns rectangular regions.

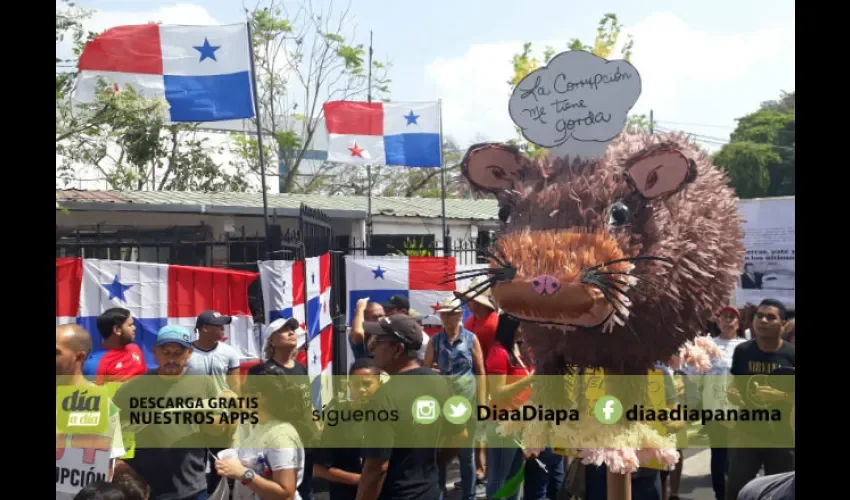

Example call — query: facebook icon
[594,396,623,424]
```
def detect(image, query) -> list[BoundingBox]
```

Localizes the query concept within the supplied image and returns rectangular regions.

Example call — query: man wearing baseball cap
[112,325,218,500]
[184,310,244,495]
[186,310,241,394]
[381,295,410,315]
[356,315,467,500]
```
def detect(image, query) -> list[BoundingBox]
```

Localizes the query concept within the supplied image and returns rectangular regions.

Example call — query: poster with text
[735,197,795,308]
[56,436,112,495]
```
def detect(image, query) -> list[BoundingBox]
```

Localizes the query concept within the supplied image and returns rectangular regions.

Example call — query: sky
[58,0,794,189]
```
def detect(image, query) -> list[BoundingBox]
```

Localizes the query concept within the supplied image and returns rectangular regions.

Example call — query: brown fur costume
[456,129,745,470]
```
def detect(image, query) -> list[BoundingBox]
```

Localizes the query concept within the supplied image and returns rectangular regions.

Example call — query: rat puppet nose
[531,275,561,296]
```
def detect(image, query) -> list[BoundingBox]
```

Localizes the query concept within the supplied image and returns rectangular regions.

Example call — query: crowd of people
[56,282,795,500]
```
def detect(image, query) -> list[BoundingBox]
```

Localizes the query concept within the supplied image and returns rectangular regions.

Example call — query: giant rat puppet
[454,127,745,472]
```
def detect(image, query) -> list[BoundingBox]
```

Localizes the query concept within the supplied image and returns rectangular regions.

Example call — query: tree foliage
[229,0,392,194]
[714,91,795,199]
[507,13,647,156]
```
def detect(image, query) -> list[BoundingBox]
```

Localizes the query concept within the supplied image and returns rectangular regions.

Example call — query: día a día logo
[56,385,109,435]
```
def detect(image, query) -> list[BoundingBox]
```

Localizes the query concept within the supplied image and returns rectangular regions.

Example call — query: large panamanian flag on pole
[323,101,442,167]
[259,254,334,411]
[344,255,489,326]
[56,258,260,369]
[73,23,255,122]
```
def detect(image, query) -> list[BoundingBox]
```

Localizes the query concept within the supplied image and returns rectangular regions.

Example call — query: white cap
[266,317,305,338]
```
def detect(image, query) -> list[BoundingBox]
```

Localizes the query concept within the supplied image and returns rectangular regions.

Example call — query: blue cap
[156,325,192,348]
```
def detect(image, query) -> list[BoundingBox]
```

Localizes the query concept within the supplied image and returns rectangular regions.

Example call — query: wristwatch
[241,469,256,485]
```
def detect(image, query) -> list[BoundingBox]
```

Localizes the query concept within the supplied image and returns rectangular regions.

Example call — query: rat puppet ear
[460,143,527,194]
[623,144,698,200]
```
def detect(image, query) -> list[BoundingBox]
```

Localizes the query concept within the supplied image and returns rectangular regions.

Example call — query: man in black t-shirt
[725,299,795,500]
[356,315,466,500]
[112,325,219,500]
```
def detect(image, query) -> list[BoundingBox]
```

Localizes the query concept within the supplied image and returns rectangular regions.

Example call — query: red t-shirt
[83,344,148,385]
[485,342,531,410]
[465,310,499,361]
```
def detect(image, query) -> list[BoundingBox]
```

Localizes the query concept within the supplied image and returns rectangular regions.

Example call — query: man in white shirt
[186,310,242,393]
[56,324,126,500]
[185,310,243,495]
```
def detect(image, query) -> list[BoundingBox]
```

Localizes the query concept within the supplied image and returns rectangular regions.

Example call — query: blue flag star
[193,38,221,62]
[102,275,132,302]
[372,266,386,279]
[404,110,420,125]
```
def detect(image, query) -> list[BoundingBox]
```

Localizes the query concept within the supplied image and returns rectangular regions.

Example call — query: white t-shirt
[186,342,242,393]
[56,402,126,500]
[703,336,747,411]
[232,420,304,500]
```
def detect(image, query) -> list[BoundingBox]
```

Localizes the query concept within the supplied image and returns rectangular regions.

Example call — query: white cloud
[426,12,795,149]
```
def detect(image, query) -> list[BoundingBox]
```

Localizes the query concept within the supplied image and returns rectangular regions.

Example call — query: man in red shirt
[456,281,499,361]
[83,307,147,384]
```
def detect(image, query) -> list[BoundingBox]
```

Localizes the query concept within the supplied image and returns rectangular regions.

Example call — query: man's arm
[350,298,369,345]
[356,457,389,500]
[728,346,747,406]
[471,336,487,407]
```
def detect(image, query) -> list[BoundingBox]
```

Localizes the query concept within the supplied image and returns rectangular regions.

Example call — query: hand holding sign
[508,50,642,160]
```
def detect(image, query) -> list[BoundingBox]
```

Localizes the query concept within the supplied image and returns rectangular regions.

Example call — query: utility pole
[649,110,654,135]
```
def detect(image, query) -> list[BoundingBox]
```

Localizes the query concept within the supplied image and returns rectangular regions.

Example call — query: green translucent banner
[55,373,794,449]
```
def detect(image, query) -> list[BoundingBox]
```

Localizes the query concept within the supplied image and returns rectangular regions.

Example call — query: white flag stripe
[80,260,169,319]
[327,134,385,165]
[382,101,441,136]
[73,71,165,102]
[160,24,251,76]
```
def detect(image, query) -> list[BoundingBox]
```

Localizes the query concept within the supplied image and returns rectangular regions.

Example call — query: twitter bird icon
[443,396,473,424]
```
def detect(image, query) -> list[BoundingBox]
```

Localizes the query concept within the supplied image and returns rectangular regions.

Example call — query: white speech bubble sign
[508,50,642,160]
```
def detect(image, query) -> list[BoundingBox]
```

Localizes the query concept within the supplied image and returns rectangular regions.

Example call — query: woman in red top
[484,314,534,500]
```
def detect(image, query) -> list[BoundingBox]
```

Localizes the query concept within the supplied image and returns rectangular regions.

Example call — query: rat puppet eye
[606,201,631,228]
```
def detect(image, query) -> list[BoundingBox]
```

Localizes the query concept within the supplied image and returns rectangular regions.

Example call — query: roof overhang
[56,201,367,220]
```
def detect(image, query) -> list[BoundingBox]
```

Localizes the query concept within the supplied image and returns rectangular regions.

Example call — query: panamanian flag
[344,255,489,333]
[259,253,334,411]
[55,258,260,369]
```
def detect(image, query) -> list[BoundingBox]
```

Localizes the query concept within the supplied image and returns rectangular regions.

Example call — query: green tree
[230,0,391,194]
[56,5,250,192]
[713,91,795,198]
[507,14,645,156]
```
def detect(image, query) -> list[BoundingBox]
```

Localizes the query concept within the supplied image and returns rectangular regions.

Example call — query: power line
[654,126,795,152]
[655,120,735,130]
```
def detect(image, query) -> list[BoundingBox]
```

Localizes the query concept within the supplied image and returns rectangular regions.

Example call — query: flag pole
[246,21,271,253]
[365,30,374,252]
[439,98,450,256]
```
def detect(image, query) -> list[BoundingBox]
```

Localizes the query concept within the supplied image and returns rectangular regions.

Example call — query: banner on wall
[55,258,260,367]
[734,197,795,308]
